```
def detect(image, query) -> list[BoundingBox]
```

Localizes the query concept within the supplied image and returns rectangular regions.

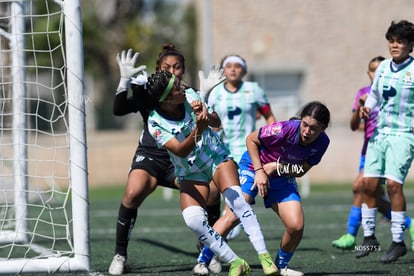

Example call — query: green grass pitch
[79,183,414,275]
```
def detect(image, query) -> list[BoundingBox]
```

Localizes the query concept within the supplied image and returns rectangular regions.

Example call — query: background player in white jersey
[147,70,278,276]
[193,55,277,272]
[206,54,276,238]
[206,54,276,163]
[332,56,414,250]
[357,19,414,263]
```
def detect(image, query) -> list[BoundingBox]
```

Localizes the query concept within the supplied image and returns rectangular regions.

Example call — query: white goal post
[0,0,90,273]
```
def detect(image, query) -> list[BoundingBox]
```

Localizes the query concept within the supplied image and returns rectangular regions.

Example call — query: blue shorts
[238,153,301,208]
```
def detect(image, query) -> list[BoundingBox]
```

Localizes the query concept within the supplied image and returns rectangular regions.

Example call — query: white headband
[222,56,246,69]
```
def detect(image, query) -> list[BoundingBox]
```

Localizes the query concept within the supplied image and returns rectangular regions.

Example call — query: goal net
[0,0,89,273]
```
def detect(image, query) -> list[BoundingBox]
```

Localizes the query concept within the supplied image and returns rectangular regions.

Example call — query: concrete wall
[87,130,414,187]
[196,0,414,125]
[88,1,414,186]
[177,0,414,186]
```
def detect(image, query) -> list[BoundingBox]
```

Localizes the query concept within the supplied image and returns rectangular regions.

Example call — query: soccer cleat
[355,235,381,258]
[409,225,414,251]
[192,262,209,276]
[332,233,356,250]
[258,252,278,275]
[380,241,407,263]
[279,267,304,276]
[108,254,126,275]
[208,255,222,274]
[228,257,250,276]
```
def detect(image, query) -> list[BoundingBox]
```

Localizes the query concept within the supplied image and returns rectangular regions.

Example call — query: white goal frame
[0,0,90,273]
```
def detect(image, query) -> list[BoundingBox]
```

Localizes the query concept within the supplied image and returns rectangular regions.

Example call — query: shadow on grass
[124,263,195,275]
[138,237,197,257]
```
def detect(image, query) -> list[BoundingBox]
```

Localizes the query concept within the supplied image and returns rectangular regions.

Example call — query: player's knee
[361,180,379,195]
[386,181,403,197]
[223,185,245,208]
[286,223,304,237]
[352,180,364,194]
[182,206,208,233]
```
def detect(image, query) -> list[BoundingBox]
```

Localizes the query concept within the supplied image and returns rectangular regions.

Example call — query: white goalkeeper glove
[116,49,147,94]
[198,66,226,101]
[131,70,148,86]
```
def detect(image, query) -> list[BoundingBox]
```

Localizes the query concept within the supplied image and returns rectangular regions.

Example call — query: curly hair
[385,20,414,42]
[147,70,174,103]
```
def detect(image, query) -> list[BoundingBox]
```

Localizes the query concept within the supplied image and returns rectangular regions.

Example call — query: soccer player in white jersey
[332,56,414,251]
[206,54,276,163]
[147,70,278,276]
[357,20,414,263]
[202,55,276,253]
[108,45,224,275]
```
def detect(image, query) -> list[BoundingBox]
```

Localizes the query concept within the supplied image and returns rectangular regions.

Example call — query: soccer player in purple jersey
[239,101,330,276]
[196,101,330,276]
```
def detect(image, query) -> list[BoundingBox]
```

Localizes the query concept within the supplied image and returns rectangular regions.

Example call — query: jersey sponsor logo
[382,85,396,101]
[171,127,180,135]
[227,107,242,119]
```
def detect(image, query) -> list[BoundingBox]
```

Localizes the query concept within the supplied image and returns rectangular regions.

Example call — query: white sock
[182,205,237,262]
[361,204,377,237]
[391,211,406,243]
[223,186,267,254]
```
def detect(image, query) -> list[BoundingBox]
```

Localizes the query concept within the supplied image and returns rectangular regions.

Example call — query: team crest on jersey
[403,72,412,83]
[262,123,282,136]
[270,124,282,135]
